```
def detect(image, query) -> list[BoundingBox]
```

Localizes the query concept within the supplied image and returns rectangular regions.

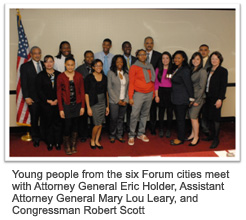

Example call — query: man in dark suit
[199,44,211,71]
[76,50,94,142]
[144,36,161,135]
[20,46,44,147]
[122,41,137,132]
[199,44,211,135]
[122,41,137,71]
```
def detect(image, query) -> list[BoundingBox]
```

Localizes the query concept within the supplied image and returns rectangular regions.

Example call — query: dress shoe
[110,138,115,143]
[159,129,164,138]
[80,137,87,143]
[151,129,156,135]
[170,139,184,145]
[117,137,126,143]
[55,144,61,150]
[189,138,200,146]
[202,136,214,141]
[185,137,194,141]
[47,144,53,151]
[203,131,210,137]
[33,140,39,147]
[96,144,103,150]
[210,139,220,149]
[90,142,96,150]
[165,130,171,138]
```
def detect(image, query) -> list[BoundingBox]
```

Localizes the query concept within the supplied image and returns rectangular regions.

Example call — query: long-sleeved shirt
[128,65,155,100]
[56,71,85,111]
[155,68,172,90]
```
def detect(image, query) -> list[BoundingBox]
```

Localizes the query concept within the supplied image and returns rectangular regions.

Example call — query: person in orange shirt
[128,49,155,146]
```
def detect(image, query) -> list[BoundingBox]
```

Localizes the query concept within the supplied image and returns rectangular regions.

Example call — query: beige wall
[9,8,236,127]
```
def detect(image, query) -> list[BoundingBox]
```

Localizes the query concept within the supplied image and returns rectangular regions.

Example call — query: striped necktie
[36,62,41,73]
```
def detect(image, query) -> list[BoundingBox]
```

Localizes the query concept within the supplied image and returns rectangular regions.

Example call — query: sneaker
[137,135,149,142]
[128,138,135,146]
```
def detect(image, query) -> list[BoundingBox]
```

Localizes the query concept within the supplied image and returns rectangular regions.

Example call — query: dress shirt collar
[124,54,132,60]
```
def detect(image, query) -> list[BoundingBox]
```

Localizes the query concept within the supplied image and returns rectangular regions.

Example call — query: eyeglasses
[138,54,146,56]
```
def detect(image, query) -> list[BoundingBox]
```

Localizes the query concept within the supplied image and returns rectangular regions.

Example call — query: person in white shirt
[107,55,129,143]
[54,41,77,72]
[20,46,44,147]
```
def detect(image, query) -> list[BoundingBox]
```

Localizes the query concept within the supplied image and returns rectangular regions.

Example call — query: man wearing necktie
[122,41,137,132]
[94,38,114,76]
[144,36,161,135]
[20,46,44,147]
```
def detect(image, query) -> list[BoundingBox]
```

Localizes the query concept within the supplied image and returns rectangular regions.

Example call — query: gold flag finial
[16,9,21,27]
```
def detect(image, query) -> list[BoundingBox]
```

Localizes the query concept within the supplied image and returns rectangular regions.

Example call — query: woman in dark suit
[36,55,62,151]
[108,55,129,143]
[202,51,228,149]
[187,52,207,146]
[85,59,109,149]
[170,50,194,145]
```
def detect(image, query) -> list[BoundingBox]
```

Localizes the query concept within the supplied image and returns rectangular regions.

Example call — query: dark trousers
[64,117,79,136]
[78,106,93,138]
[203,98,221,140]
[158,87,173,130]
[149,99,157,131]
[109,103,127,139]
[42,105,62,145]
[28,102,41,142]
[200,104,210,133]
[174,104,188,141]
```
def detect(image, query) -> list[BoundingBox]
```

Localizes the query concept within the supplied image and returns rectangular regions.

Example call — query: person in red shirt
[128,49,155,146]
[57,57,85,155]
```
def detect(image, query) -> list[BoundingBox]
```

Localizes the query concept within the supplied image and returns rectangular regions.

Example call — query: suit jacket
[204,59,211,72]
[36,70,61,105]
[150,50,162,69]
[124,55,137,72]
[20,60,45,102]
[171,66,194,105]
[107,70,129,104]
[191,68,207,104]
[206,66,228,103]
[75,63,92,79]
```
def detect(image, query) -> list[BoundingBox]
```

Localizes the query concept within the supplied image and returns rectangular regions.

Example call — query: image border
[5,3,240,162]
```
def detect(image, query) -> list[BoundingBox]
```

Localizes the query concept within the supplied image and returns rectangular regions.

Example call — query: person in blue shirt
[94,38,114,76]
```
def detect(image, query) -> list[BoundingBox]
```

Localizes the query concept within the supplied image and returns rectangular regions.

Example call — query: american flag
[16,9,31,126]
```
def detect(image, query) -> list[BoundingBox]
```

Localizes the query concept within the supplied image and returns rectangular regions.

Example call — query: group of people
[20,37,228,155]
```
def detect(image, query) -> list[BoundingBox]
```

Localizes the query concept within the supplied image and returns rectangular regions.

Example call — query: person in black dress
[85,59,109,149]
[37,55,62,151]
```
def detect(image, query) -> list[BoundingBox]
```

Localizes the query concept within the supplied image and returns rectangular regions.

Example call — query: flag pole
[16,9,32,142]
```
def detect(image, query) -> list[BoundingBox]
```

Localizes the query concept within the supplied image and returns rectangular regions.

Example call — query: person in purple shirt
[155,52,173,138]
